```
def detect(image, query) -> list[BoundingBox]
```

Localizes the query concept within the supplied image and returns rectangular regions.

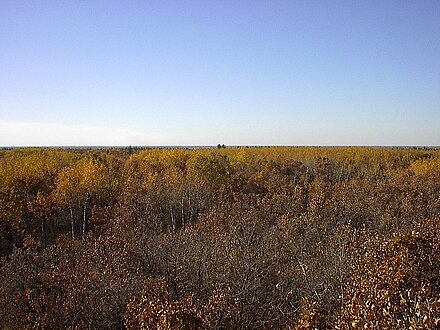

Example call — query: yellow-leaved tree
[54,156,110,239]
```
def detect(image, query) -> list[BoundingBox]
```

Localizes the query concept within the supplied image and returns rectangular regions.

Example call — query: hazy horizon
[1,1,439,146]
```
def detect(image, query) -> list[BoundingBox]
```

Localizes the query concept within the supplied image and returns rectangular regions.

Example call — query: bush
[336,219,440,329]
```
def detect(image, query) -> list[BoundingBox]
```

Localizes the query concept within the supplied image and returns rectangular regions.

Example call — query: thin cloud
[0,122,159,147]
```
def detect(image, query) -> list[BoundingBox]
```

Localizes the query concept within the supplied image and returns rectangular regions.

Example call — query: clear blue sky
[1,1,439,146]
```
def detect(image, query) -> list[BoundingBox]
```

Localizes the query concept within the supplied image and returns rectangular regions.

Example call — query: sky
[1,1,439,146]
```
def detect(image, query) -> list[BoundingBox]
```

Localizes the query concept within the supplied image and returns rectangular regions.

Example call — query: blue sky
[1,1,439,146]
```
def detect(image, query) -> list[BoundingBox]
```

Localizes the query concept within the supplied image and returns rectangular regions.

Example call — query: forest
[0,146,439,329]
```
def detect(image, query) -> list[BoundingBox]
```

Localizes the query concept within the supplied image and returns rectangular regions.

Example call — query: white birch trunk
[169,204,176,231]
[70,206,75,240]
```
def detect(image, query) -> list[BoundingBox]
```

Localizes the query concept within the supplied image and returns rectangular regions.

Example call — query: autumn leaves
[0,147,440,329]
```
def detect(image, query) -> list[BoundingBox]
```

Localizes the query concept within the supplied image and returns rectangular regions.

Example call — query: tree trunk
[170,204,176,231]
[188,186,193,224]
[181,196,185,227]
[70,206,75,240]
[41,218,45,244]
[82,193,89,238]
[82,200,87,237]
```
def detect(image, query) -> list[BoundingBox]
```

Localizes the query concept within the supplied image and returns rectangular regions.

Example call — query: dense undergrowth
[0,147,439,329]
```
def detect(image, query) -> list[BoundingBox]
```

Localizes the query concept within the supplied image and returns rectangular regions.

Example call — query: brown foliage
[1,147,440,329]
[337,218,440,329]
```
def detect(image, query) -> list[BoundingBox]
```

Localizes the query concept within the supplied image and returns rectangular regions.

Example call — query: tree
[54,156,110,239]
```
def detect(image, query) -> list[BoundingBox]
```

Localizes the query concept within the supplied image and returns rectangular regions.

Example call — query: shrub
[336,219,440,329]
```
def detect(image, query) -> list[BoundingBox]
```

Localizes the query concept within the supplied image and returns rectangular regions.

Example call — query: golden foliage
[1,147,440,329]
[337,219,440,329]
